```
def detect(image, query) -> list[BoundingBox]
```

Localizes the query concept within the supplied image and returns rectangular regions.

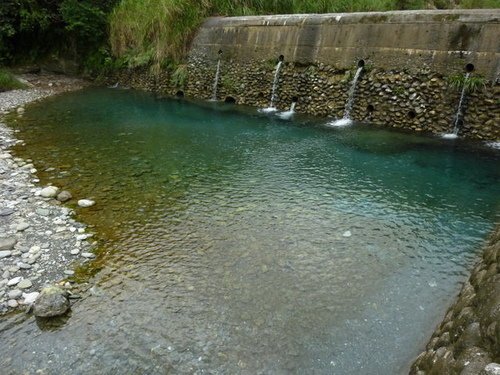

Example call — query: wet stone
[33,285,70,317]
[57,190,72,202]
[40,186,59,198]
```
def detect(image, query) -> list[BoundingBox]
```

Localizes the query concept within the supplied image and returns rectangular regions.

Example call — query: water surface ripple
[1,88,499,374]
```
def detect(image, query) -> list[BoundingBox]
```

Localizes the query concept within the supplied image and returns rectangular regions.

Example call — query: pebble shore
[0,74,93,314]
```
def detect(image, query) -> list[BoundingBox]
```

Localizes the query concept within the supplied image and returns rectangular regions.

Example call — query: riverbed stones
[57,190,72,202]
[33,285,70,317]
[0,237,17,251]
[0,73,92,315]
[7,276,21,286]
[40,186,59,198]
[481,363,500,375]
[16,222,30,231]
[22,291,39,305]
[17,279,32,289]
[78,199,95,207]
[0,251,12,258]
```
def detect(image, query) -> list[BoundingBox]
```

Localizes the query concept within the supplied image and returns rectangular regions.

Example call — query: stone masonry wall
[411,226,500,375]
[105,59,499,141]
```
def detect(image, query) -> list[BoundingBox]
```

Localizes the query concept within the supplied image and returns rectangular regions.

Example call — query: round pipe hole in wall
[292,96,299,103]
[358,59,365,68]
[175,90,184,98]
[224,96,236,104]
[278,55,285,62]
[367,104,375,113]
[465,63,474,72]
[407,110,417,119]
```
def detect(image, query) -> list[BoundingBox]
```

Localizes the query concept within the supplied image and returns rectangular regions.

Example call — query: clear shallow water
[1,88,499,374]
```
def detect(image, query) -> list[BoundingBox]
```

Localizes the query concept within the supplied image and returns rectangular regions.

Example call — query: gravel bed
[0,74,94,314]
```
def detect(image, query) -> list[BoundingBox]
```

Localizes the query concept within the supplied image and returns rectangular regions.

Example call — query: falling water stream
[1,88,499,374]
[443,72,471,139]
[329,66,364,127]
[211,58,222,101]
[260,60,283,113]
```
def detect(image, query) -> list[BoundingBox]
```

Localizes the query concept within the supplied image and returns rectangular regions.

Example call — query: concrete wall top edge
[202,9,500,28]
[192,10,500,80]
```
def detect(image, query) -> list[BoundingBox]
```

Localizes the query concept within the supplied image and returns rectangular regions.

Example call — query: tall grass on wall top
[109,0,500,71]
[109,0,209,73]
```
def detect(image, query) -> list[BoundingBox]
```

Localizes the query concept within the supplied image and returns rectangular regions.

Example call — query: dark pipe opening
[218,49,223,55]
[257,92,264,98]
[292,96,299,103]
[224,96,236,104]
[456,119,464,127]
[465,63,474,72]
[278,55,285,62]
[175,90,184,98]
[407,110,416,119]
[367,104,375,113]
[357,59,365,68]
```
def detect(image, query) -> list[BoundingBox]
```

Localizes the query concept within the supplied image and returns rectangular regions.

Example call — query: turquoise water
[1,88,499,374]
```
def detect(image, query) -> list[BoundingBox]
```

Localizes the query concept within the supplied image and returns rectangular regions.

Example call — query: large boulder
[33,286,70,317]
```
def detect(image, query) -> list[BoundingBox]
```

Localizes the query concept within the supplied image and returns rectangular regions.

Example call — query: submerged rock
[482,363,500,375]
[33,285,70,317]
[78,199,95,208]
[40,186,59,198]
[57,190,72,202]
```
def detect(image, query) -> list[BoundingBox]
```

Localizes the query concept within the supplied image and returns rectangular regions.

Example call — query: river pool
[1,88,499,374]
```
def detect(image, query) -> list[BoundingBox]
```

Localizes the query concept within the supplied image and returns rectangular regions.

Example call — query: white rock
[81,252,96,259]
[78,199,95,208]
[21,292,40,305]
[482,363,500,375]
[7,299,18,308]
[70,249,80,255]
[7,289,22,299]
[342,230,352,237]
[40,186,59,198]
[7,276,22,286]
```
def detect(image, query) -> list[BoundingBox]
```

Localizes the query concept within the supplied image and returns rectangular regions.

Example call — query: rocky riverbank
[411,225,500,374]
[0,73,95,314]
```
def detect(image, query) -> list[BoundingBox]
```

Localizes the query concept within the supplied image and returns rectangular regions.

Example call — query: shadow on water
[1,87,499,374]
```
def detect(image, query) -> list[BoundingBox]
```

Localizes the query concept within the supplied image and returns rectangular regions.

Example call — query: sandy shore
[0,73,94,314]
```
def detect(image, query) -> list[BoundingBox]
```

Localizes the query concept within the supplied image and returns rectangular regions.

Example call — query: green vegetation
[109,0,499,70]
[447,74,486,93]
[1,0,499,76]
[0,0,118,73]
[170,64,188,87]
[0,69,27,92]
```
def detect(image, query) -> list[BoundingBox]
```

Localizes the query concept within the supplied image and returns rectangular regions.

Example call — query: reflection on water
[1,88,499,374]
